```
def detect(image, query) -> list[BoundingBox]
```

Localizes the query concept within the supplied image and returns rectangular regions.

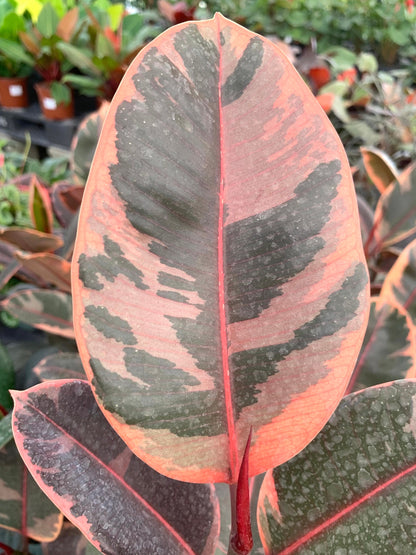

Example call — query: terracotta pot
[0,76,29,108]
[35,82,74,120]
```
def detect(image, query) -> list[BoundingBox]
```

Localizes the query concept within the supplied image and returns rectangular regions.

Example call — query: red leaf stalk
[0,542,14,555]
[230,429,253,555]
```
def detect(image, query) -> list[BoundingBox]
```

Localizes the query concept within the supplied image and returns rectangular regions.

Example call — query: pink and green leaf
[72,14,369,483]
[370,162,416,255]
[345,298,416,394]
[12,379,220,555]
[1,289,74,338]
[33,352,86,381]
[71,109,107,186]
[13,252,71,293]
[28,177,53,235]
[0,229,63,254]
[0,441,62,542]
[380,237,416,326]
[257,379,416,554]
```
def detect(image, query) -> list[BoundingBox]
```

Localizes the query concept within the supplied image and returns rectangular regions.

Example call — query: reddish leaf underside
[12,380,219,555]
[257,379,416,554]
[13,252,72,292]
[72,14,369,483]
[0,228,63,253]
[51,182,84,227]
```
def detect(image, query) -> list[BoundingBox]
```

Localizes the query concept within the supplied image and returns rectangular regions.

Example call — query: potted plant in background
[62,4,162,101]
[0,5,33,109]
[17,2,98,120]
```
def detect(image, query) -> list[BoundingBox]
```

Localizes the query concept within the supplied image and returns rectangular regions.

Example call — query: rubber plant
[9,13,376,554]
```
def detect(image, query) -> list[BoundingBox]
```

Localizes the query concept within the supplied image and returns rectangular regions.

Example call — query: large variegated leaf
[0,441,62,542]
[12,380,219,555]
[346,298,416,394]
[257,379,416,554]
[72,14,369,483]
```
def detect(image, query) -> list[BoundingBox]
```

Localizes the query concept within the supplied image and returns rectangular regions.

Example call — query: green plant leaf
[29,176,53,234]
[36,2,59,38]
[12,379,220,554]
[95,32,115,59]
[0,37,33,67]
[257,379,416,554]
[107,3,124,31]
[0,413,13,449]
[2,289,74,338]
[0,342,14,412]
[346,299,416,394]
[49,81,71,106]
[56,42,101,76]
[0,441,63,541]
[72,14,369,484]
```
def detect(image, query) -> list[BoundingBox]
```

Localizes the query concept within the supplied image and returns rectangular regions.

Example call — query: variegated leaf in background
[381,237,416,326]
[0,441,62,543]
[346,298,416,394]
[2,289,74,338]
[33,352,85,381]
[370,163,416,256]
[72,14,369,483]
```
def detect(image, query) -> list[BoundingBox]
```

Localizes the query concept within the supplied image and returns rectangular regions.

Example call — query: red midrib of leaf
[216,15,238,484]
[16,386,196,555]
[278,461,416,554]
